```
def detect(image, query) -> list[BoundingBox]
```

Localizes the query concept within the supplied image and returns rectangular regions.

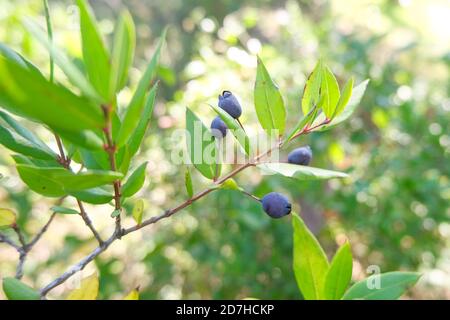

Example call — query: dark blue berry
[210,116,228,138]
[261,192,292,219]
[218,90,242,119]
[287,146,312,166]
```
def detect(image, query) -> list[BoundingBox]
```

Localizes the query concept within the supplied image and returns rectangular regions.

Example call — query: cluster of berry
[210,91,313,219]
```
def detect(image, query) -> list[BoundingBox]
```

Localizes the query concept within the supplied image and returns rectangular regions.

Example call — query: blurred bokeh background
[0,0,449,299]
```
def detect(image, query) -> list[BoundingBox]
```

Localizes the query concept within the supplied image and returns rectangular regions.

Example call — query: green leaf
[0,110,51,152]
[185,108,218,180]
[320,65,340,119]
[117,146,132,175]
[2,277,40,300]
[127,83,158,158]
[70,188,113,205]
[285,106,318,142]
[51,206,79,215]
[254,56,286,136]
[332,77,353,118]
[110,10,135,96]
[324,242,353,300]
[52,169,122,191]
[79,149,110,170]
[16,164,122,195]
[0,124,55,160]
[208,103,251,155]
[132,199,144,225]
[0,43,41,74]
[122,162,147,198]
[0,208,16,228]
[116,29,166,147]
[257,163,348,181]
[292,212,329,300]
[185,168,193,198]
[58,130,104,151]
[16,164,65,197]
[316,80,369,131]
[11,154,59,167]
[301,60,323,115]
[343,272,421,300]
[23,20,103,103]
[77,0,111,100]
[0,56,104,132]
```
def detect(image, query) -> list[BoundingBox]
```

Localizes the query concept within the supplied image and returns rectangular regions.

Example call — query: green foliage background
[0,0,449,299]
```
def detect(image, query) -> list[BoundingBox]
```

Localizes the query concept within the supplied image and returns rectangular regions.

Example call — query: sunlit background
[0,0,449,299]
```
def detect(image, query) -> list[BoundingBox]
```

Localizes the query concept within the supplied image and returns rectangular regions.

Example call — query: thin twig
[38,120,331,297]
[15,250,27,279]
[76,200,104,245]
[12,224,27,248]
[40,234,116,296]
[241,190,261,202]
[0,233,20,250]
[26,212,56,249]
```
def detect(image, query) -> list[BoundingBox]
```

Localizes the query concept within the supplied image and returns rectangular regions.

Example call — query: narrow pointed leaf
[324,242,353,300]
[23,20,103,103]
[321,65,340,119]
[254,56,286,136]
[0,125,56,160]
[301,60,322,115]
[185,108,218,180]
[122,162,147,198]
[257,163,348,181]
[2,278,40,300]
[127,82,158,157]
[0,110,51,152]
[79,149,110,170]
[292,212,330,300]
[77,0,111,100]
[51,206,79,215]
[343,272,421,300]
[70,188,113,204]
[11,154,59,167]
[16,164,122,195]
[16,164,65,197]
[0,56,104,132]
[117,146,132,175]
[0,43,41,74]
[110,10,135,95]
[333,77,353,118]
[315,80,369,131]
[285,106,318,142]
[57,130,104,151]
[116,29,166,147]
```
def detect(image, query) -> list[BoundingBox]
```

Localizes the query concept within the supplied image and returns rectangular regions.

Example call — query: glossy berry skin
[210,116,228,138]
[288,146,312,166]
[261,192,292,219]
[218,90,242,119]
